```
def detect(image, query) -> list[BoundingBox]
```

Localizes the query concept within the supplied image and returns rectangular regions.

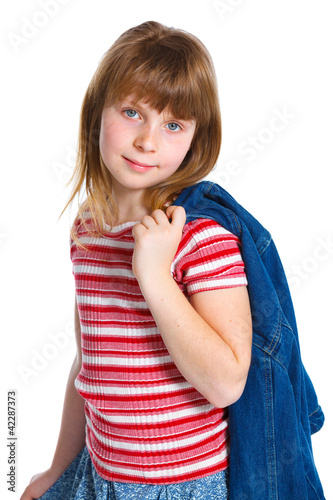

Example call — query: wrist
[137,271,178,303]
[137,270,174,290]
[46,464,65,484]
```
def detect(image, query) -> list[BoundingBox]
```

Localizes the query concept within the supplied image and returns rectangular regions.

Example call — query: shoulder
[175,217,244,267]
[172,217,248,292]
[70,205,101,244]
[180,218,241,248]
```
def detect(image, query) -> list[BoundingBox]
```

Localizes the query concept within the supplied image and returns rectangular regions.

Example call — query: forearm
[48,356,86,479]
[139,274,249,408]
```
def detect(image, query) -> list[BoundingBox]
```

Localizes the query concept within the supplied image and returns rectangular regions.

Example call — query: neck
[111,182,151,225]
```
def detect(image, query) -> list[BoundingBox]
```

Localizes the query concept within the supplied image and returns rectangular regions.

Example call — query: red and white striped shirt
[70,216,247,484]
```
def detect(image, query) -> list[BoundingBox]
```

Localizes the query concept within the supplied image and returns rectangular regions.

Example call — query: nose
[133,124,158,153]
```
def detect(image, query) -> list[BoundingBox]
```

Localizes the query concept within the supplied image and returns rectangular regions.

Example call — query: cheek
[170,140,192,165]
[99,123,123,157]
[167,129,195,160]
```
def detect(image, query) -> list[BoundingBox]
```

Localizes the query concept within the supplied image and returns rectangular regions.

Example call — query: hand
[132,205,186,285]
[20,468,58,500]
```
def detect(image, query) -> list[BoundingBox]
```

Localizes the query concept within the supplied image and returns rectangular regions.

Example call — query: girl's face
[99,94,196,202]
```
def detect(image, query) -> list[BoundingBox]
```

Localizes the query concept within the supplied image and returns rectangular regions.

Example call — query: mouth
[123,156,157,172]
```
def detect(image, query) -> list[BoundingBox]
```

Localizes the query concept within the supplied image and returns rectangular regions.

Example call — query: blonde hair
[63,21,222,243]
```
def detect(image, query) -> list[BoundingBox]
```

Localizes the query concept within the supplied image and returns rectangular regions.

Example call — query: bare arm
[138,272,252,408]
[20,298,86,499]
[48,298,86,477]
[132,207,252,408]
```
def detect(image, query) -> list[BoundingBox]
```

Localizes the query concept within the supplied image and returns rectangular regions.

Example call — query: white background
[1,0,332,498]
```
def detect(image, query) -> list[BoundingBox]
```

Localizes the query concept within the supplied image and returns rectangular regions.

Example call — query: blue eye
[167,122,181,132]
[124,109,139,118]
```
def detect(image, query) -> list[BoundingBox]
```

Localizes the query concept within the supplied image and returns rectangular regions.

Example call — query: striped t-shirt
[70,216,248,484]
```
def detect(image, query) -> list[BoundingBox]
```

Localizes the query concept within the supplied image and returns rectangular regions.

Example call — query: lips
[123,156,157,172]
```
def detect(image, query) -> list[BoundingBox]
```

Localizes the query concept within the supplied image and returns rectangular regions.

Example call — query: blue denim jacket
[173,181,325,499]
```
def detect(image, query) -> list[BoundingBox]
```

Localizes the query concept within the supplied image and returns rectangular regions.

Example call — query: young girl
[21,21,252,500]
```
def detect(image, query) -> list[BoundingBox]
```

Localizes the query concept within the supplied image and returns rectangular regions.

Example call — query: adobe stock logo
[52,145,76,184]
[17,322,74,386]
[7,0,72,53]
[237,107,296,162]
[208,105,296,187]
[286,235,333,292]
[213,0,246,21]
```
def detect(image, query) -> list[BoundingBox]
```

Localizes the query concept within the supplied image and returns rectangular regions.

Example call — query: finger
[140,214,157,228]
[165,205,179,220]
[166,205,186,227]
[151,209,169,222]
[132,221,146,239]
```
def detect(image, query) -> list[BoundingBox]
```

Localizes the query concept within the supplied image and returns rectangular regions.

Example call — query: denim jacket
[173,181,325,499]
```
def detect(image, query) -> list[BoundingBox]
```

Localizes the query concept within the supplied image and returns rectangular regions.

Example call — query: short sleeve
[171,218,248,296]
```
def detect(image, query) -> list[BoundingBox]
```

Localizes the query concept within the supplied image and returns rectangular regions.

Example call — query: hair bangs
[106,44,207,124]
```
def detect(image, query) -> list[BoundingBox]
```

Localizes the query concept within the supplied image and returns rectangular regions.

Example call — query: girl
[21,21,252,500]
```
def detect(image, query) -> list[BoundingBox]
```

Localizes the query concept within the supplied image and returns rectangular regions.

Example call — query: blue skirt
[37,446,229,500]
